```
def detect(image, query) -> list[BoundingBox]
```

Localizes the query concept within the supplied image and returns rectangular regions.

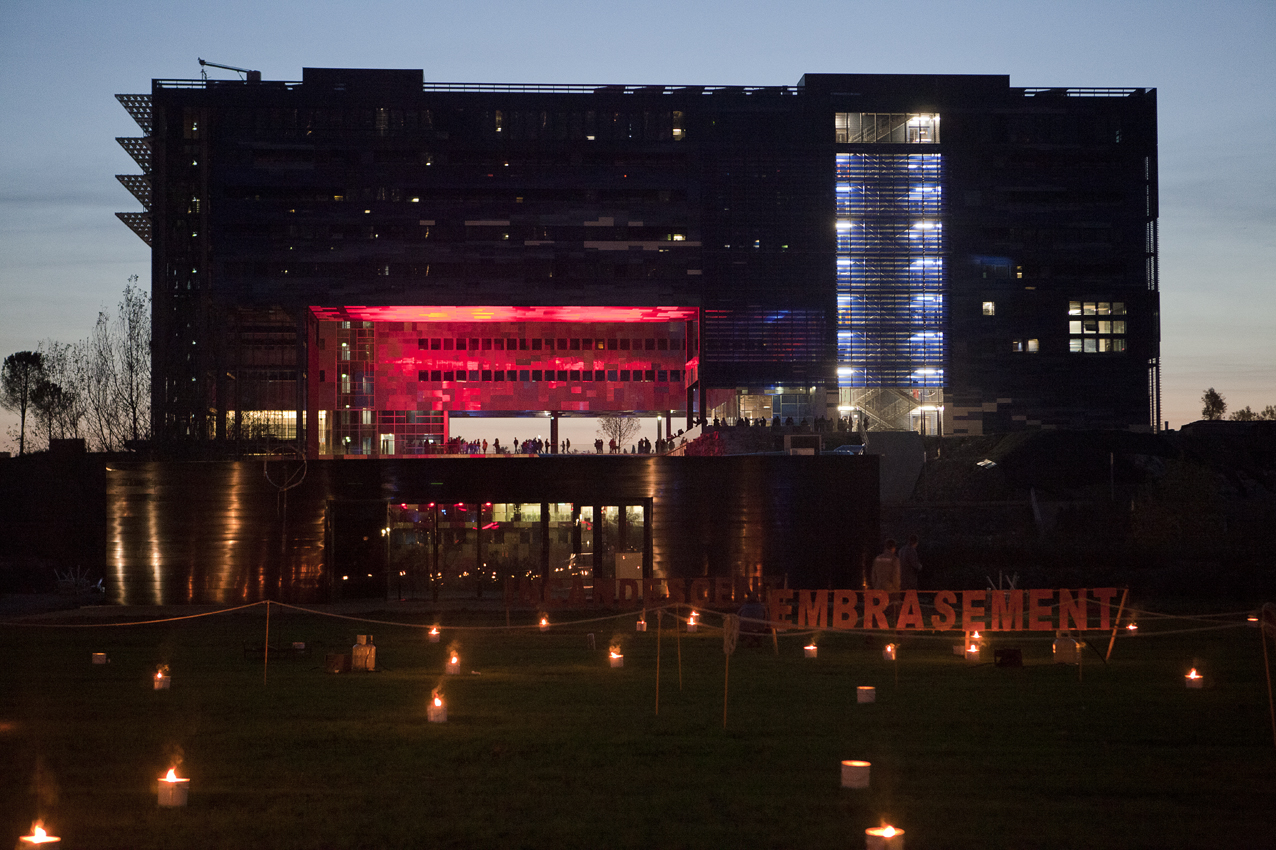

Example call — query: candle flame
[164,768,179,782]
[968,644,978,652]
[540,617,548,626]
[434,696,442,707]
[805,644,817,650]
[883,826,896,837]
[1127,623,1138,631]
[971,631,981,639]
[1187,668,1201,680]
[22,822,59,844]
[429,627,439,635]
[450,655,458,665]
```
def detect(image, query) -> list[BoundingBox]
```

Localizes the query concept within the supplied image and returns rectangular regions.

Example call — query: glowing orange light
[540,617,549,627]
[429,627,439,636]
[20,822,60,844]
[450,655,459,665]
[969,644,978,652]
[971,631,981,639]
[434,696,443,707]
[1187,668,1201,680]
[1127,623,1138,631]
[164,768,179,783]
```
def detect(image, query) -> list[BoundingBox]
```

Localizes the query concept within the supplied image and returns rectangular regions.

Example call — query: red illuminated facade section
[310,306,697,457]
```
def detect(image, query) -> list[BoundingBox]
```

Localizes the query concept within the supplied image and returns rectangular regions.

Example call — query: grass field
[2,603,1274,849]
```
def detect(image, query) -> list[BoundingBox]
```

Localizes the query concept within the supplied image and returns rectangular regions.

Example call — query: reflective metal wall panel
[106,456,878,604]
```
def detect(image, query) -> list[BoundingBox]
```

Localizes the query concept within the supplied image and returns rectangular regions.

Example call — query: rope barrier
[0,598,1259,640]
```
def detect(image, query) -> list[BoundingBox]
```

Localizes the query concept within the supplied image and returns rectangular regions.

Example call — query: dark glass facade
[116,70,1159,452]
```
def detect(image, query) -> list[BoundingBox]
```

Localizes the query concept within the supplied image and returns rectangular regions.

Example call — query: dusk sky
[1,0,1272,449]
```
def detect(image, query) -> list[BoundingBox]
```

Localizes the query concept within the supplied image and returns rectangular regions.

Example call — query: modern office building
[116,69,1159,454]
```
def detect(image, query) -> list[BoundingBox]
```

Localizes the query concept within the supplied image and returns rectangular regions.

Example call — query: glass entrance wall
[386,501,592,598]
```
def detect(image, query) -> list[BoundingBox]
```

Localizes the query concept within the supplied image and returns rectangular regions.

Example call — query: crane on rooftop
[198,58,260,83]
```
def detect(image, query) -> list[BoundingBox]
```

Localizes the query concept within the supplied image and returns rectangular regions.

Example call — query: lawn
[2,603,1274,849]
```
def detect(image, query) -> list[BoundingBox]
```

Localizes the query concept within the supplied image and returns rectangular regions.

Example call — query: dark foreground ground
[2,601,1274,850]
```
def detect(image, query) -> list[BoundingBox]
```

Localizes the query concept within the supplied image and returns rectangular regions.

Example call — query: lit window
[1113,302,1126,315]
[1027,339,1039,353]
[982,301,996,316]
[1068,301,1082,316]
[1098,320,1112,334]
[1069,320,1083,334]
[1099,338,1113,352]
[1113,338,1127,352]
[1113,320,1126,334]
[1084,339,1097,353]
[1069,339,1083,353]
[1097,302,1111,315]
[1012,339,1024,352]
[1083,320,1097,334]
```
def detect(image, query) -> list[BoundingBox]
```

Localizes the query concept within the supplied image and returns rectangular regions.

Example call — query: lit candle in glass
[154,666,170,690]
[857,685,876,704]
[609,649,624,668]
[446,654,461,675]
[686,611,698,633]
[865,824,904,850]
[840,759,870,788]
[428,692,447,723]
[883,643,897,661]
[539,616,550,632]
[636,618,647,633]
[1185,668,1203,689]
[19,822,60,845]
[157,768,190,807]
[804,644,818,658]
[428,626,440,643]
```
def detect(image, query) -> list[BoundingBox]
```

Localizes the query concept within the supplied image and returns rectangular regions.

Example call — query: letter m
[797,590,828,629]
[990,590,1023,631]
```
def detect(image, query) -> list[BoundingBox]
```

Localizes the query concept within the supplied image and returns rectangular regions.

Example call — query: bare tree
[0,351,46,455]
[597,415,641,451]
[32,379,77,446]
[1200,388,1226,421]
[75,279,152,450]
[36,340,84,441]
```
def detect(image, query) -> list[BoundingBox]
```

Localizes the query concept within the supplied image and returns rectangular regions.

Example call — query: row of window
[1069,301,1126,316]
[415,368,682,384]
[417,337,682,352]
[1069,319,1127,335]
[835,113,940,144]
[982,301,1129,320]
[1010,338,1128,354]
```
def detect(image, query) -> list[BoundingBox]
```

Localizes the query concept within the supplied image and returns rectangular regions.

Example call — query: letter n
[1059,588,1087,630]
